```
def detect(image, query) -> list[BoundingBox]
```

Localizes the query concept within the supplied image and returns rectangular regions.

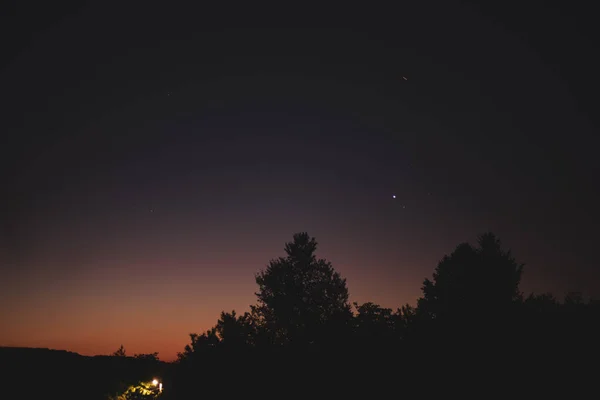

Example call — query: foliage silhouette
[133,352,159,362]
[415,232,524,350]
[353,302,396,344]
[5,232,598,398]
[109,380,164,400]
[418,233,523,319]
[253,232,352,348]
[112,344,127,357]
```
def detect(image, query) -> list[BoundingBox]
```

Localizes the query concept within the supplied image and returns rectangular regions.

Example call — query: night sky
[2,1,598,361]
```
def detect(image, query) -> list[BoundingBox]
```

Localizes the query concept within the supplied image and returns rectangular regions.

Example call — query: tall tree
[254,232,352,347]
[417,233,524,327]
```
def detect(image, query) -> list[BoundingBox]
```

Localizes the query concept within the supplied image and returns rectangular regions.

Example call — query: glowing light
[152,379,158,386]
[392,195,396,199]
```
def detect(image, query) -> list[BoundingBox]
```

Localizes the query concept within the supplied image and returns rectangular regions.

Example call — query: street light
[151,379,163,397]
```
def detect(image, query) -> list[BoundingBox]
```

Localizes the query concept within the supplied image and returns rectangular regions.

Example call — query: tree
[417,233,524,335]
[564,291,585,307]
[178,328,219,360]
[254,232,352,347]
[392,304,417,341]
[111,380,164,400]
[214,310,256,349]
[353,302,395,343]
[133,352,159,362]
[112,345,127,357]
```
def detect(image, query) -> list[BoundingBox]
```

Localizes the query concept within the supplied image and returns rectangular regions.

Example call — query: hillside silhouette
[0,346,166,400]
[3,232,597,398]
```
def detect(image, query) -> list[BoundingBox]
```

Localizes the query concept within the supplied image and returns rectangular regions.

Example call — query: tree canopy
[418,232,524,322]
[253,232,352,347]
[171,231,598,397]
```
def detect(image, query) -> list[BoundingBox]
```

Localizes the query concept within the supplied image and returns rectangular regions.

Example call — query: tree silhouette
[214,310,256,349]
[253,232,352,347]
[177,328,219,362]
[162,231,599,396]
[112,345,127,357]
[133,352,159,362]
[415,232,524,351]
[353,302,395,343]
[524,292,559,311]
[418,233,523,319]
[564,291,585,307]
[392,303,417,341]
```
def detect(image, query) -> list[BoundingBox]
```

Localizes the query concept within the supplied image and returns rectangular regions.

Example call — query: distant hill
[0,346,167,400]
[0,346,85,360]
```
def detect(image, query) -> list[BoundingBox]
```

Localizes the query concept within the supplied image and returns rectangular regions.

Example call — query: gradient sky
[1,1,598,361]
